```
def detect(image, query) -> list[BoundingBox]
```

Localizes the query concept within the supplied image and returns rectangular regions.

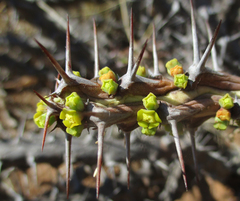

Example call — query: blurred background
[0,0,240,200]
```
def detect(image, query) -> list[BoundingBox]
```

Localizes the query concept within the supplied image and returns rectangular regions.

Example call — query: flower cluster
[137,93,161,135]
[99,67,118,95]
[214,93,234,130]
[59,92,85,137]
[165,58,188,89]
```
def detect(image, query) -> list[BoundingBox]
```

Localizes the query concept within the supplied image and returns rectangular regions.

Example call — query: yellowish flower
[165,58,182,75]
[136,66,146,77]
[174,74,188,89]
[60,108,83,128]
[170,65,183,76]
[99,70,117,82]
[65,92,84,111]
[219,93,234,109]
[216,108,231,121]
[137,109,162,129]
[142,92,159,110]
[66,125,84,137]
[34,99,55,128]
[101,79,118,95]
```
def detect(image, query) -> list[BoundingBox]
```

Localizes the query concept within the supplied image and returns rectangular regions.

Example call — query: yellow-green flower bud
[216,108,231,121]
[60,108,83,128]
[99,66,111,77]
[66,125,84,137]
[34,99,55,128]
[174,74,188,89]
[36,100,48,113]
[142,92,159,110]
[137,109,162,129]
[170,65,183,77]
[213,117,228,130]
[219,93,234,109]
[99,70,117,82]
[53,97,65,105]
[34,112,55,128]
[101,79,118,95]
[165,58,182,75]
[73,71,81,77]
[65,92,84,111]
[136,66,146,77]
[141,127,157,136]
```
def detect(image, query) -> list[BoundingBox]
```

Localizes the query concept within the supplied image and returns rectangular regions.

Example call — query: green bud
[53,97,65,105]
[34,99,55,128]
[137,109,162,129]
[101,79,118,95]
[219,93,234,109]
[213,117,229,130]
[73,71,81,77]
[66,125,84,137]
[99,66,111,77]
[141,127,158,136]
[136,66,146,77]
[33,112,55,128]
[142,92,159,110]
[65,92,84,111]
[36,100,48,113]
[174,74,188,89]
[165,58,182,75]
[60,108,83,128]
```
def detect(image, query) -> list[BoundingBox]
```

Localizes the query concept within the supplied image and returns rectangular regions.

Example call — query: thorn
[96,123,105,198]
[55,74,61,90]
[188,129,200,184]
[152,24,161,77]
[155,0,180,31]
[33,90,60,112]
[169,120,188,190]
[206,21,219,71]
[65,133,72,199]
[188,20,221,81]
[35,39,74,85]
[126,8,134,76]
[93,19,100,78]
[196,21,221,72]
[131,39,148,81]
[0,160,2,174]
[41,110,52,151]
[93,167,98,177]
[124,132,131,189]
[190,0,200,64]
[65,16,72,74]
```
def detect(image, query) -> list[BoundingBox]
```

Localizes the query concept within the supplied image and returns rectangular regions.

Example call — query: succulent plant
[33,0,240,199]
